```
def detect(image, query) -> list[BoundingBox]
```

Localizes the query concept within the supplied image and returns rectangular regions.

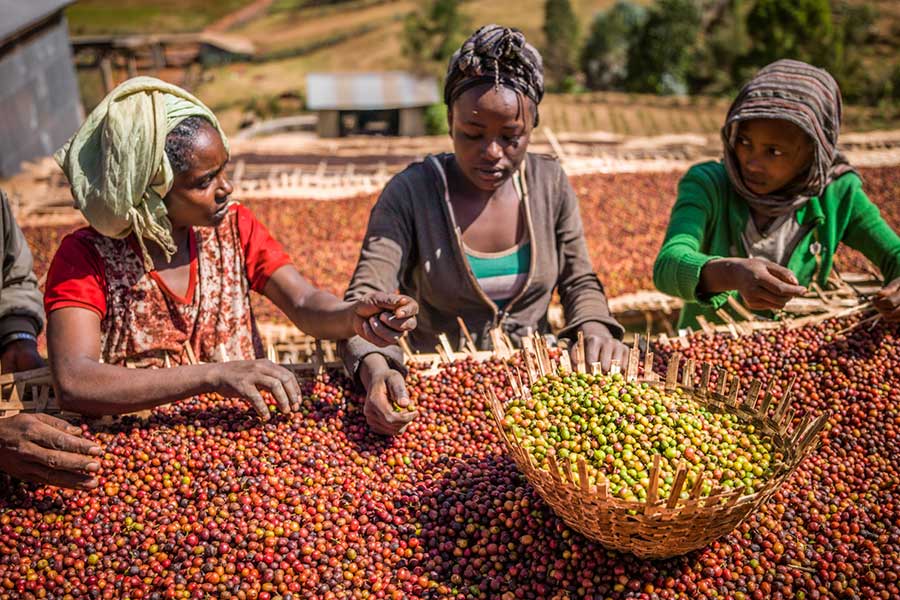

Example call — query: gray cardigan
[340,152,623,379]
[0,189,44,341]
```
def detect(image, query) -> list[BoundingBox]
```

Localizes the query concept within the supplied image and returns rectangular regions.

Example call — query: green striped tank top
[464,241,531,310]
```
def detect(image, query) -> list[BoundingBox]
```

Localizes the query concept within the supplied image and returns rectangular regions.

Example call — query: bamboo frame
[456,317,478,355]
[486,336,826,559]
[0,367,55,418]
[0,343,487,419]
[1,315,829,559]
[653,298,877,349]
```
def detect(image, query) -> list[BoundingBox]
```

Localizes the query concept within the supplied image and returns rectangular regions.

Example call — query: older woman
[46,77,417,420]
[341,25,628,435]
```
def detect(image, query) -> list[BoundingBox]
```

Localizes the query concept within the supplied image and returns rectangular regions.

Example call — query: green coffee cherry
[504,373,777,501]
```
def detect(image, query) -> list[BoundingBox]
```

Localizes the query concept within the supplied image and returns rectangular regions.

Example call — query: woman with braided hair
[654,60,900,329]
[44,77,418,420]
[341,25,628,435]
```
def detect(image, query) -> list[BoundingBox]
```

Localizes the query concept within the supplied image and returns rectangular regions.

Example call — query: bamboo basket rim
[0,326,829,558]
[1,312,841,436]
[656,298,875,349]
[0,336,482,420]
[484,332,827,558]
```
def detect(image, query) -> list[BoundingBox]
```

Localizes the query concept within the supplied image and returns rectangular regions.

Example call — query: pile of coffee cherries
[22,166,898,325]
[0,313,898,599]
[505,372,778,501]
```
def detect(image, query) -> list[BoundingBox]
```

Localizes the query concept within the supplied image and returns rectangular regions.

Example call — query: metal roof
[306,72,439,111]
[0,0,75,47]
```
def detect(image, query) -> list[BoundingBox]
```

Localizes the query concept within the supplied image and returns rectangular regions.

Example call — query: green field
[65,0,255,35]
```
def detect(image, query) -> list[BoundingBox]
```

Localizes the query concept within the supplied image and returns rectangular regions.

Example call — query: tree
[580,0,647,90]
[403,0,470,77]
[688,0,875,102]
[822,1,876,104]
[741,0,834,71]
[625,0,702,95]
[736,0,884,103]
[543,0,581,91]
[688,0,753,95]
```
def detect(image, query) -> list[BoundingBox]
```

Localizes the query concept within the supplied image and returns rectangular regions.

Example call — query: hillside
[65,0,255,34]
[65,0,900,135]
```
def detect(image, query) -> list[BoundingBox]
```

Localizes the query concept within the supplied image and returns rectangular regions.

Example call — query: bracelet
[0,331,37,351]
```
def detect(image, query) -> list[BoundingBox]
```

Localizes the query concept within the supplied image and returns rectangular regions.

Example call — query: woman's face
[449,84,534,192]
[164,121,233,228]
[734,118,814,196]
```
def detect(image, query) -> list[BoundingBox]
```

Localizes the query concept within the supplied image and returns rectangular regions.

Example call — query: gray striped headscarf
[722,59,855,217]
[444,25,544,125]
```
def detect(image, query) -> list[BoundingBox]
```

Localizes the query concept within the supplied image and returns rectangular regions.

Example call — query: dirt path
[205,0,274,33]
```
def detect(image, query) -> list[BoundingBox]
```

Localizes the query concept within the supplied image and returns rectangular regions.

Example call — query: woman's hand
[359,354,417,436]
[0,413,102,489]
[573,322,629,373]
[205,359,302,421]
[351,293,418,347]
[0,338,45,374]
[701,257,806,311]
[873,277,900,322]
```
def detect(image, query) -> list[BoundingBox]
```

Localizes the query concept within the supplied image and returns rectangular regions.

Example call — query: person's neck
[169,226,190,249]
[447,157,510,204]
[145,225,190,270]
[749,207,776,232]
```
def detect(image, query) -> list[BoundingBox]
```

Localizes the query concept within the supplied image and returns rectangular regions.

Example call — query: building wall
[316,108,427,137]
[316,110,340,138]
[0,14,83,178]
[398,108,425,137]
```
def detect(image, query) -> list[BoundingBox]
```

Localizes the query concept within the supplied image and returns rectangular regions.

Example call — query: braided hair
[444,25,544,126]
[165,116,213,174]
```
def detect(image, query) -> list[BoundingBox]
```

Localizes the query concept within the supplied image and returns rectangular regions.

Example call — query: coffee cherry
[2,314,899,599]
[506,372,776,500]
[11,160,900,598]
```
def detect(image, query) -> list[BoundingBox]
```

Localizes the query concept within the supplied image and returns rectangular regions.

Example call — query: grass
[65,0,255,35]
[193,0,642,131]
[227,0,625,61]
[540,92,729,136]
[233,0,415,55]
[194,17,410,131]
[68,0,900,135]
[459,0,647,46]
[545,89,900,135]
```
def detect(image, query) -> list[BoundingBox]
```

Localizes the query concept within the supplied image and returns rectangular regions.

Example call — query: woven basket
[487,335,827,560]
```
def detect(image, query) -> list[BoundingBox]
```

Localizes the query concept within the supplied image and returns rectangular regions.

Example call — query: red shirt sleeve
[44,229,108,319]
[233,204,293,292]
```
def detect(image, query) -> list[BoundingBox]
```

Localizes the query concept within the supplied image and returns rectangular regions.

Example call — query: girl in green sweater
[654,59,900,329]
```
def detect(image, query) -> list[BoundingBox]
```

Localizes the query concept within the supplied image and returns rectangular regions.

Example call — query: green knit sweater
[654,161,900,329]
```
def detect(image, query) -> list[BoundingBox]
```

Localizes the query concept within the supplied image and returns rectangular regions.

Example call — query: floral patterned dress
[45,205,292,368]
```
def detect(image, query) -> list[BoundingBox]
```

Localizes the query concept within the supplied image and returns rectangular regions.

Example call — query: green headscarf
[55,76,229,271]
